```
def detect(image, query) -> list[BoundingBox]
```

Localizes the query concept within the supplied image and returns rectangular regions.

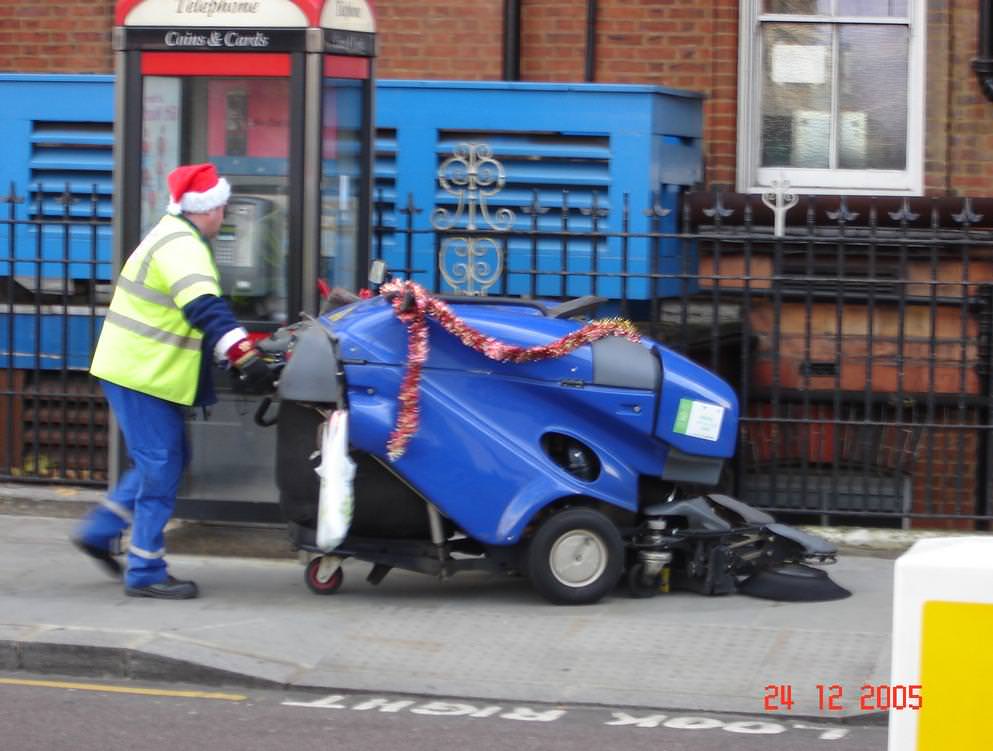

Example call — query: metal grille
[376,179,993,530]
[372,127,399,266]
[1,179,108,485]
[4,174,993,528]
[28,120,114,221]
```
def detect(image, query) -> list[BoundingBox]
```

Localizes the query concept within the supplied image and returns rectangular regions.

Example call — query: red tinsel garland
[381,279,641,460]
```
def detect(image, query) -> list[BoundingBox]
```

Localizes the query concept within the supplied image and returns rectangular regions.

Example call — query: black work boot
[125,576,199,600]
[71,537,123,578]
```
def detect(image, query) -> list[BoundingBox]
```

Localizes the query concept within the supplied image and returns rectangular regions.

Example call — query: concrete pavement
[0,505,898,721]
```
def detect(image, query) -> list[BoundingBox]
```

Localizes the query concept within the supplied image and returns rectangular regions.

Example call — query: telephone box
[111,0,376,515]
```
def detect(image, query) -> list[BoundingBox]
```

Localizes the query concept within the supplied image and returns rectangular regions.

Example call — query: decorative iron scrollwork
[826,196,859,224]
[432,143,514,232]
[761,177,798,237]
[437,236,503,295]
[1,182,24,205]
[952,197,983,226]
[888,199,920,223]
[432,143,515,294]
[644,189,672,219]
[702,190,735,221]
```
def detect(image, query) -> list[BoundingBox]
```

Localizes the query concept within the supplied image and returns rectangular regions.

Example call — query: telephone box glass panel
[320,78,365,290]
[141,76,292,326]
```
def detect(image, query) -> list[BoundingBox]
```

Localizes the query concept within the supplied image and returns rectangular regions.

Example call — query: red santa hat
[166,163,231,215]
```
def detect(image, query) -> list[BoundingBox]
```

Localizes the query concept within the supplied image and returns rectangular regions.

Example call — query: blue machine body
[309,296,738,546]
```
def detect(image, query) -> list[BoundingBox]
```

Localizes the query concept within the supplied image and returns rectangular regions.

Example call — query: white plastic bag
[315,409,356,552]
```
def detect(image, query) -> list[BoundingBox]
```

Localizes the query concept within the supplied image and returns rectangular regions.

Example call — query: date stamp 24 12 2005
[764,683,923,713]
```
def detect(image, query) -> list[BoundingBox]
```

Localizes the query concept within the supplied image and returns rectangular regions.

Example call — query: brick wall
[934,0,993,196]
[0,1,114,73]
[374,0,503,80]
[911,418,979,531]
[518,1,738,187]
[925,1,952,194]
[520,0,588,81]
[4,1,993,195]
[593,0,738,187]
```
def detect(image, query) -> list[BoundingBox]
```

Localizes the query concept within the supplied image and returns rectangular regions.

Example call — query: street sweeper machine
[247,275,850,605]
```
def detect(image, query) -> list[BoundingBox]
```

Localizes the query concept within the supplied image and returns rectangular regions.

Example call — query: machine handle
[383,288,417,313]
[254,396,280,427]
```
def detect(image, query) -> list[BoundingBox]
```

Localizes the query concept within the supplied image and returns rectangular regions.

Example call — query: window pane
[763,0,831,14]
[141,77,293,325]
[321,79,365,290]
[761,23,832,168]
[837,0,908,17]
[201,78,291,324]
[765,1,910,16]
[141,77,182,238]
[838,25,908,169]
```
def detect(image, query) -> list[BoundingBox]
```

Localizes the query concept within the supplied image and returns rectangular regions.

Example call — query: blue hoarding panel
[0,75,116,289]
[1,75,703,303]
[0,310,103,370]
[377,80,703,300]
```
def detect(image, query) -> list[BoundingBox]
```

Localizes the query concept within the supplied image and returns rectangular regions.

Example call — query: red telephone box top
[115,1,376,34]
[115,1,376,59]
[116,0,321,27]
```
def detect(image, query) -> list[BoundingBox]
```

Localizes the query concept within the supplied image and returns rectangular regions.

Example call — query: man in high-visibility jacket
[73,163,276,600]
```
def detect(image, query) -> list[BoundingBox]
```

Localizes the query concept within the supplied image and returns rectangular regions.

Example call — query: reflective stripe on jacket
[90,215,222,405]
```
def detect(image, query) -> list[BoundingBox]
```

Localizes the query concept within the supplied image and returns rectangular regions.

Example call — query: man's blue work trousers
[77,380,189,588]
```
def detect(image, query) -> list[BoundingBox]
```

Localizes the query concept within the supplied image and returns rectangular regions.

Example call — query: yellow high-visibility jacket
[90,215,223,405]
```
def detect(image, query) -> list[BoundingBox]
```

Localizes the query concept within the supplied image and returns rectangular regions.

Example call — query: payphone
[111,0,377,513]
[214,196,281,313]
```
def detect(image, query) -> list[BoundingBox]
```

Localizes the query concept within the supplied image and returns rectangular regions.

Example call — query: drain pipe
[585,0,597,82]
[973,0,993,101]
[503,0,521,81]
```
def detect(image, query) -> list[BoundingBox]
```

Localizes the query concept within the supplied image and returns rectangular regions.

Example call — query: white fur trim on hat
[166,177,231,215]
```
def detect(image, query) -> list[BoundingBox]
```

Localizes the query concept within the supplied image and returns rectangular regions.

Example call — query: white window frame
[736,1,926,195]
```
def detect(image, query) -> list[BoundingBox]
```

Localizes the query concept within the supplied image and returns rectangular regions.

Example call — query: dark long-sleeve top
[182,293,244,407]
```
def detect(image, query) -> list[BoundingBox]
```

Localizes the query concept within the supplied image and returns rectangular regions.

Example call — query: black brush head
[739,563,852,602]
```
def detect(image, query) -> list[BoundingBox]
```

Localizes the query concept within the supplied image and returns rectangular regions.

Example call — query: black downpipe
[973,0,993,102]
[286,52,306,320]
[503,0,521,81]
[585,0,598,82]
[977,284,993,530]
[122,51,144,254]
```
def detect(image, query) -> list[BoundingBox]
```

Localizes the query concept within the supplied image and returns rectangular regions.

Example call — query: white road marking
[281,693,851,739]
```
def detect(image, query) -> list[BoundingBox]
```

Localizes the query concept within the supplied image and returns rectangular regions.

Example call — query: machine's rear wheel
[527,508,624,605]
[305,557,344,595]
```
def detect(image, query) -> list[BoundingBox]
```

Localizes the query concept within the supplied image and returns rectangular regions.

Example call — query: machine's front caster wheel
[305,557,344,595]
[626,563,662,598]
[527,508,624,605]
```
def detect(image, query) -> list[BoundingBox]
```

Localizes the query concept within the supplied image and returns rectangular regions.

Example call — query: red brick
[1,0,990,195]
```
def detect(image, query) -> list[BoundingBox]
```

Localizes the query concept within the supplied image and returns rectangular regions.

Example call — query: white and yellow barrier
[888,537,993,750]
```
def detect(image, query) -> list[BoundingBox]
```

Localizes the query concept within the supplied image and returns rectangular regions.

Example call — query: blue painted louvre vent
[26,120,115,289]
[0,76,704,309]
[1,74,115,372]
[374,80,704,301]
[372,127,399,262]
[2,120,113,371]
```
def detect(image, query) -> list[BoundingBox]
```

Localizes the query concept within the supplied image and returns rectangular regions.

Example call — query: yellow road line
[0,677,246,701]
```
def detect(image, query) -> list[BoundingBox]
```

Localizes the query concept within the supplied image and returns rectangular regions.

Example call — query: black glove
[232,352,278,395]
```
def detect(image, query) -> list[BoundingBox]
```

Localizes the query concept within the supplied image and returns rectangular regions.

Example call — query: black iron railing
[374,188,993,530]
[4,180,993,529]
[1,181,109,485]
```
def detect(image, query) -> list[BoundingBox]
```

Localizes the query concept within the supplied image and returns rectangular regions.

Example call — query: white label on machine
[673,398,724,442]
